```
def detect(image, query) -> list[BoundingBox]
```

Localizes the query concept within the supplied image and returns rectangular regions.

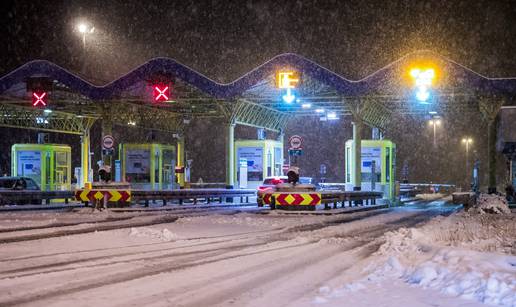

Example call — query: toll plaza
[0,51,516,207]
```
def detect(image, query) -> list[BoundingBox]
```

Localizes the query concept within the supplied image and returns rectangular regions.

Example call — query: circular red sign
[289,135,303,149]
[102,135,115,149]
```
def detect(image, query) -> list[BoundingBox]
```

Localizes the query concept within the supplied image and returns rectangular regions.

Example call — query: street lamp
[77,22,95,49]
[462,137,473,187]
[76,22,94,75]
[428,118,441,148]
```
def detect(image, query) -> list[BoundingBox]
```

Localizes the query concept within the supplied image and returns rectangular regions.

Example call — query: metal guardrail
[0,190,75,205]
[399,183,456,196]
[0,189,257,207]
[319,191,383,208]
[132,189,256,206]
[265,190,383,210]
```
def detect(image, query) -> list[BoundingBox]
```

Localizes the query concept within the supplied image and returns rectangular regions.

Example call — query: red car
[256,176,288,207]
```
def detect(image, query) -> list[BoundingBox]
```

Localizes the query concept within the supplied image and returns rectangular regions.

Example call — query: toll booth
[119,143,177,190]
[234,140,283,189]
[345,140,396,199]
[11,144,71,191]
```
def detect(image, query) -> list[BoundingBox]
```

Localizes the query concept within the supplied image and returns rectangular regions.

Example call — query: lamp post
[428,118,441,148]
[462,137,473,188]
[77,22,94,74]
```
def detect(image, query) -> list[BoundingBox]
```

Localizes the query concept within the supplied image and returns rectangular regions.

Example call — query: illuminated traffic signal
[276,71,300,89]
[276,71,300,103]
[32,91,48,107]
[152,84,170,102]
[409,67,436,103]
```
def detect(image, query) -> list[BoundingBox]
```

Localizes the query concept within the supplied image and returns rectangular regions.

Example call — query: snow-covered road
[0,201,512,306]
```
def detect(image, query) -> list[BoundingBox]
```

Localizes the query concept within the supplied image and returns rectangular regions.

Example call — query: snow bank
[471,194,511,215]
[319,211,516,306]
[129,227,180,241]
[404,249,516,305]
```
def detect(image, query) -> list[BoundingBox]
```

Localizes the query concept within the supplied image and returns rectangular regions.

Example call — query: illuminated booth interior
[119,143,177,190]
[234,140,283,189]
[345,140,396,199]
[11,144,71,191]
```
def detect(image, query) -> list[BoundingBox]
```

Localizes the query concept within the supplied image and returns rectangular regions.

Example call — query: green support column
[487,117,498,193]
[225,122,236,188]
[80,130,91,187]
[177,136,185,187]
[352,120,363,190]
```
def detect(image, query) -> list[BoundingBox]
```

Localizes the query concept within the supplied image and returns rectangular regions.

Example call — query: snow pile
[129,227,179,241]
[471,194,511,214]
[404,249,516,305]
[320,211,516,306]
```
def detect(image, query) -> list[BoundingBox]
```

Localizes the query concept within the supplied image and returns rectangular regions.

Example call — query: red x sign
[153,85,169,102]
[32,91,47,106]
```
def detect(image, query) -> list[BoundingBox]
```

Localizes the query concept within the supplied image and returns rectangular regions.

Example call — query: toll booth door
[54,151,70,191]
[162,149,176,189]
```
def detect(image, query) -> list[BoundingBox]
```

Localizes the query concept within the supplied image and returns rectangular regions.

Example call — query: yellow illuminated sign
[276,71,300,89]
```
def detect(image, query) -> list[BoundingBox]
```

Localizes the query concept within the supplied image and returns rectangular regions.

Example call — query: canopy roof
[0,51,515,133]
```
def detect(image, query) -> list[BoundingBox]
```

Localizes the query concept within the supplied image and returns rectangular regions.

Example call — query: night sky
[2,0,516,82]
[1,0,516,186]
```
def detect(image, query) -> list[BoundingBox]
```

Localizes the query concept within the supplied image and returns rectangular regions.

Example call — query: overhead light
[301,103,311,109]
[315,108,325,113]
[43,109,52,114]
[327,112,338,120]
[429,111,438,115]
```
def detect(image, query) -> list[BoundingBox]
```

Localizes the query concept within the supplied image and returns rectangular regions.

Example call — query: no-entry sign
[289,135,303,149]
[102,135,115,149]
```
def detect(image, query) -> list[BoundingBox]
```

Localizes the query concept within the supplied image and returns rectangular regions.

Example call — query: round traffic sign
[289,135,303,149]
[102,135,115,149]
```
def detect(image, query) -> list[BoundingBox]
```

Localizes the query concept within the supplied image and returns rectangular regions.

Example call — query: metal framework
[229,99,292,132]
[0,103,96,135]
[100,102,185,133]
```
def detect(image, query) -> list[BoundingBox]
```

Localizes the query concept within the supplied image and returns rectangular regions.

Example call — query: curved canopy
[1,51,516,100]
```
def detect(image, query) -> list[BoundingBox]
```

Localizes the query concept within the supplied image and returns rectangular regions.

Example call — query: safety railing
[131,188,256,206]
[0,190,75,205]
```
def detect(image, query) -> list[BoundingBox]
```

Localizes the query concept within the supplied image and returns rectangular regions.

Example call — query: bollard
[270,196,276,210]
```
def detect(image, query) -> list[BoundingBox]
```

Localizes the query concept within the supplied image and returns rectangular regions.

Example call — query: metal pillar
[177,136,185,187]
[352,120,363,190]
[225,122,236,187]
[80,130,91,187]
[479,97,503,194]
[487,117,498,193]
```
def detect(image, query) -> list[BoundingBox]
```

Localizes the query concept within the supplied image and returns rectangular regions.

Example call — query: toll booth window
[346,147,351,182]
[274,147,282,176]
[125,149,151,187]
[16,150,42,187]
[237,147,263,182]
[266,150,272,177]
